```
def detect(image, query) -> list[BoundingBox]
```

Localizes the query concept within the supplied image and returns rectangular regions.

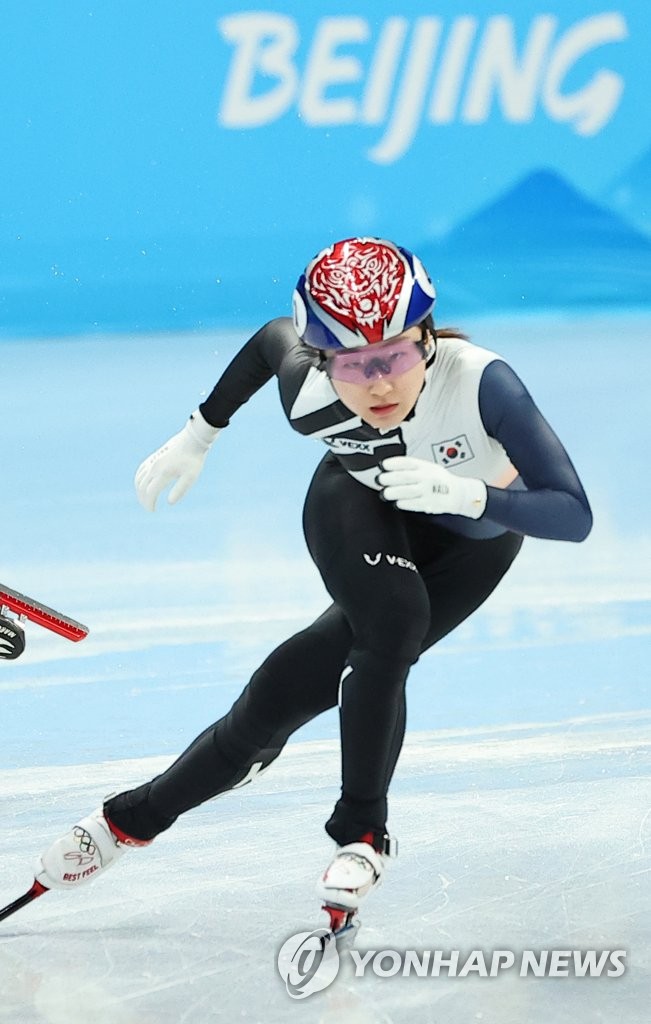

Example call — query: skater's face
[325,327,430,430]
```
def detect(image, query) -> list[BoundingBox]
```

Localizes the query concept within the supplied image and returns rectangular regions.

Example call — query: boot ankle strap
[363,832,397,857]
[379,833,398,858]
[356,830,399,857]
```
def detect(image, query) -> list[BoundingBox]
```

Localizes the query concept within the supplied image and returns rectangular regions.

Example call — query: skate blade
[0,584,88,642]
[321,903,361,948]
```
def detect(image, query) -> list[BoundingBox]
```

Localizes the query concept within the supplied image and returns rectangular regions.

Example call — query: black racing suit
[106,319,591,846]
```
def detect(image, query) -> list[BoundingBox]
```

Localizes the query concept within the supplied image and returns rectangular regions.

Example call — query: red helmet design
[293,237,435,350]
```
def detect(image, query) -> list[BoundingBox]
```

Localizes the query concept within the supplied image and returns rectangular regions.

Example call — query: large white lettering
[428,17,477,124]
[300,17,368,124]
[217,12,628,160]
[462,15,557,123]
[360,18,409,123]
[219,13,299,127]
[368,17,441,164]
[542,12,627,135]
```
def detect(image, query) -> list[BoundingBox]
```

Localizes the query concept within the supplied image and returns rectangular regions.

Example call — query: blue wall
[2,2,650,336]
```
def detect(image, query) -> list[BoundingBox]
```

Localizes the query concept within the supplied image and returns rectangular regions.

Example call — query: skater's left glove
[377,456,487,519]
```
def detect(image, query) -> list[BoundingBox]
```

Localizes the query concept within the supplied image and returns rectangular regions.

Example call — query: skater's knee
[344,567,430,663]
[356,595,429,664]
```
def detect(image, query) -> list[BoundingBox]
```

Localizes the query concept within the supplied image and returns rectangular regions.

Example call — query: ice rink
[1,311,649,1022]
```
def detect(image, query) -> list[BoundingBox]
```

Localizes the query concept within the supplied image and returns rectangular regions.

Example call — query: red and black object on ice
[0,583,89,644]
[0,612,26,659]
[0,881,49,923]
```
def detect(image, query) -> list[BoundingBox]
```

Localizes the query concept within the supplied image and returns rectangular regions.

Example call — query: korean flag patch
[432,434,474,467]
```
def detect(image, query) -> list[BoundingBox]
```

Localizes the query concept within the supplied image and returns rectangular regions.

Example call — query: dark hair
[422,313,469,342]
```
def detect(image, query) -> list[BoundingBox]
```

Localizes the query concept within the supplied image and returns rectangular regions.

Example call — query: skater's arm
[199,316,355,437]
[378,360,592,541]
[479,360,593,541]
[199,318,314,427]
[134,318,321,510]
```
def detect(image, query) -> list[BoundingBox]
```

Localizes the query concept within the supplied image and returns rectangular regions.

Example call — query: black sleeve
[479,360,593,542]
[199,317,312,427]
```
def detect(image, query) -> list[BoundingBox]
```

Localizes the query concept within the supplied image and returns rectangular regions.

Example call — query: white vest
[341,337,518,491]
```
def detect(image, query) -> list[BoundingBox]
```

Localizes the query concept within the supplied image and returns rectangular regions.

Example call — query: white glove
[135,409,221,512]
[377,456,487,519]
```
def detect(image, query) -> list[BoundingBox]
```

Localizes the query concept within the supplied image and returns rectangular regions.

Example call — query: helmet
[292,237,436,350]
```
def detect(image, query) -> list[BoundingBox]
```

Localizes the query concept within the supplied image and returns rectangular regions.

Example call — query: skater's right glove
[135,409,221,512]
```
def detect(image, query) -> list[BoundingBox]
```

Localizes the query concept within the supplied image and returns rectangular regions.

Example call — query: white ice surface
[1,717,649,1024]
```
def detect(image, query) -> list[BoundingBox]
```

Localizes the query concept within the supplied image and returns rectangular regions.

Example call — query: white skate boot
[34,807,151,890]
[316,835,397,936]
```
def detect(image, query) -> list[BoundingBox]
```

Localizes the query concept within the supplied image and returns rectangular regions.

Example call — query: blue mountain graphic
[603,146,651,237]
[418,169,651,313]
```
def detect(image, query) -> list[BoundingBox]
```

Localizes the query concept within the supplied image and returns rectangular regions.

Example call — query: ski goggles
[325,337,426,385]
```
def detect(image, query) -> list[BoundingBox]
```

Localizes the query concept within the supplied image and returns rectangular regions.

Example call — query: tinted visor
[326,338,425,385]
